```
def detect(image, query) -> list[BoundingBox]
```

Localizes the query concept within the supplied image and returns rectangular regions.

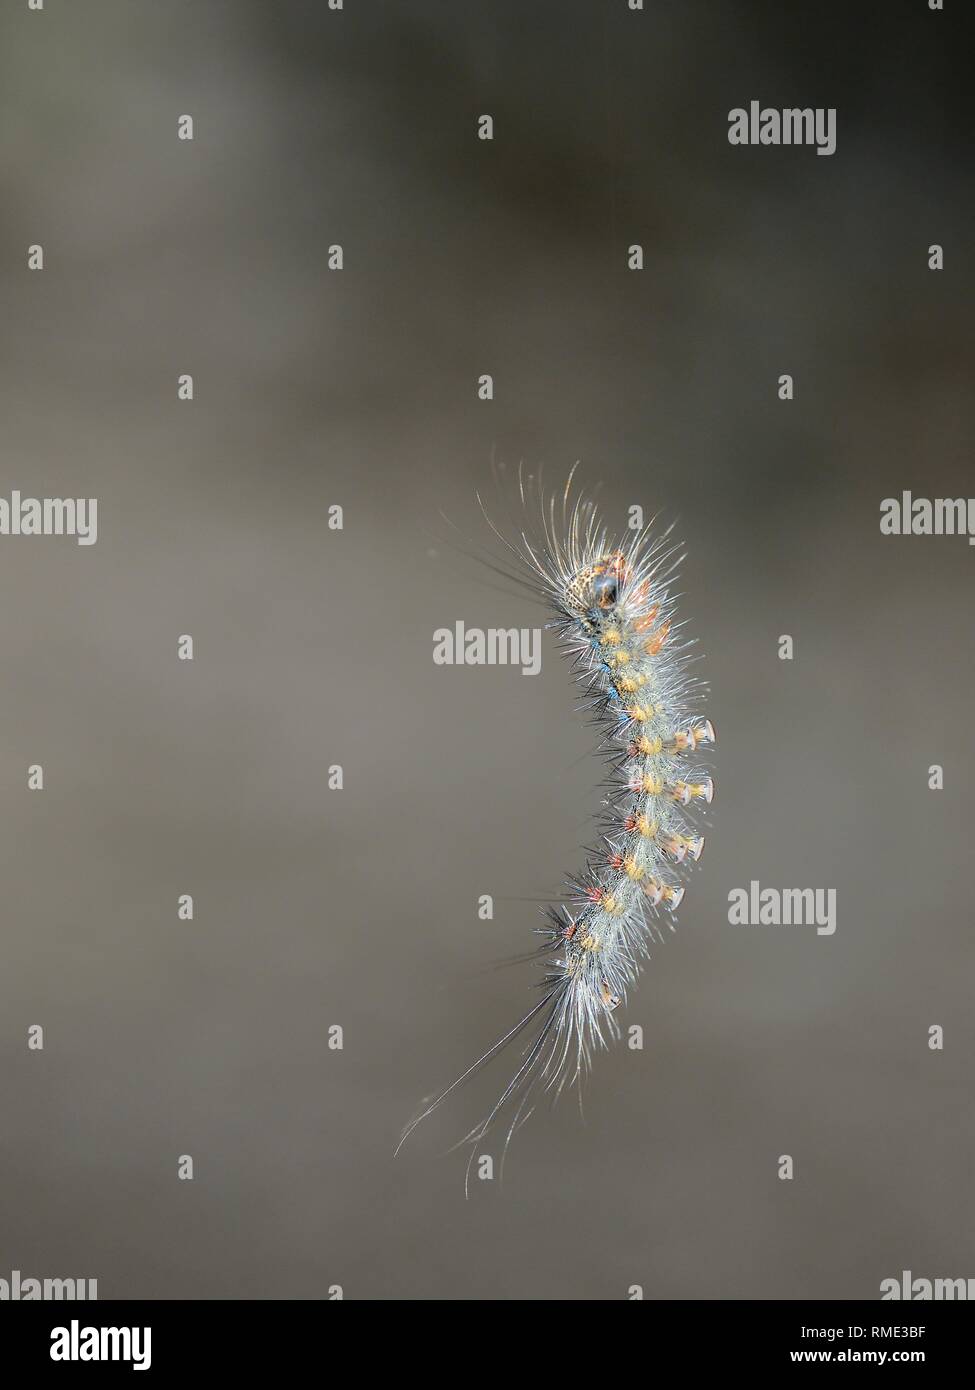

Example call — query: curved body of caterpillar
[399,471,714,1170]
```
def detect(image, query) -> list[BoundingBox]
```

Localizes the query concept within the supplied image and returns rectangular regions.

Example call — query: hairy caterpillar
[398,468,714,1176]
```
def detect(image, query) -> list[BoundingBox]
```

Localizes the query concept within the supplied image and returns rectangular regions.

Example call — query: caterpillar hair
[397,464,714,1182]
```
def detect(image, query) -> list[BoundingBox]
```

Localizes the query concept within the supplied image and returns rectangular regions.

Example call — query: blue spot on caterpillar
[397,466,715,1184]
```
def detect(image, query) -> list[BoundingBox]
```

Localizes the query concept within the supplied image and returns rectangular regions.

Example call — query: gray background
[1,0,972,1300]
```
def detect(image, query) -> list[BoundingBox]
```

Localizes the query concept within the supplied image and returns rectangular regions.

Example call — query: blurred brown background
[0,0,972,1299]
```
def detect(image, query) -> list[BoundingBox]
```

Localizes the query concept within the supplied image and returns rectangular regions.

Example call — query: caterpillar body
[399,471,714,1173]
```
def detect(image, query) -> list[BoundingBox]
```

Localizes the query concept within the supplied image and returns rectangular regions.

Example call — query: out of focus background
[0,0,972,1300]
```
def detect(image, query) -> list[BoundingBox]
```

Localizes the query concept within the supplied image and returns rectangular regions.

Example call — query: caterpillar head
[564,552,629,631]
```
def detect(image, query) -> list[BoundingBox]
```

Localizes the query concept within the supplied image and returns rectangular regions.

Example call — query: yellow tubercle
[619,671,647,693]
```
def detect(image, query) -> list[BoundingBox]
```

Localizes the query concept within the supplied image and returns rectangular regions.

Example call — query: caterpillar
[398,467,714,1177]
